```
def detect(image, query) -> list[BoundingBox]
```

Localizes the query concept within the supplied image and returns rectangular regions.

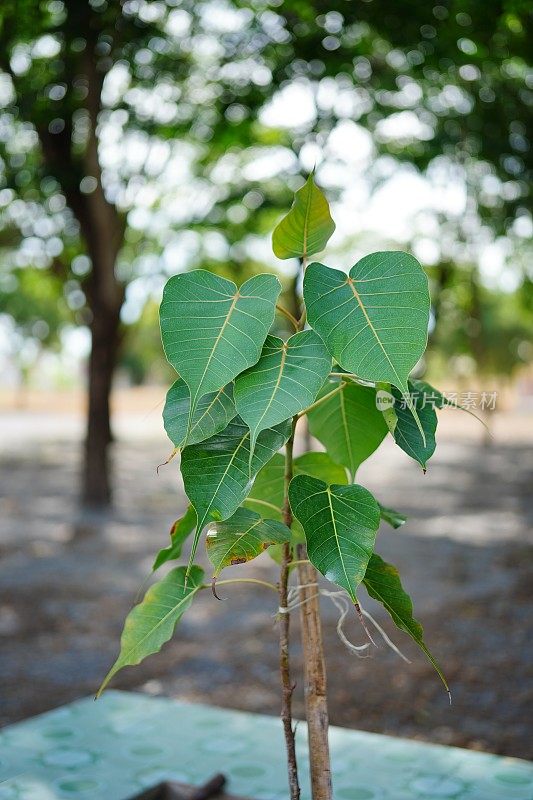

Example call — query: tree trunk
[78,44,125,508]
[81,303,121,508]
[28,18,126,510]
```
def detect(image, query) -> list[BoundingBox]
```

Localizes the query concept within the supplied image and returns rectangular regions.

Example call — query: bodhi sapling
[100,174,464,800]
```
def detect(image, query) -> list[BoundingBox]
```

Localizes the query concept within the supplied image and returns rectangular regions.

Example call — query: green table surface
[0,691,531,800]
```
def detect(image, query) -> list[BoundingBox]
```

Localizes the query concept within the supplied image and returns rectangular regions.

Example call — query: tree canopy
[0,0,530,503]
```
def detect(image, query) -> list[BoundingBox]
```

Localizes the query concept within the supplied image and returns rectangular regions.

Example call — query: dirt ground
[0,395,532,760]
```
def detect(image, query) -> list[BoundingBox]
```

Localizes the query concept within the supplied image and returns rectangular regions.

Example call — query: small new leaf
[289,474,380,602]
[363,554,449,692]
[206,508,291,576]
[272,173,335,260]
[98,565,204,696]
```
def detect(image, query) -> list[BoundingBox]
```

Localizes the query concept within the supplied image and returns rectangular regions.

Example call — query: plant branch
[245,497,282,514]
[277,304,299,331]
[297,382,346,419]
[209,577,278,593]
[279,420,300,800]
[329,371,373,386]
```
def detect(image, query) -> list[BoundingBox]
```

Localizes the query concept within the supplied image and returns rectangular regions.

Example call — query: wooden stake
[296,546,333,799]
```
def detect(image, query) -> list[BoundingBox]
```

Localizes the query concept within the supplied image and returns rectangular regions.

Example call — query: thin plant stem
[276,304,299,331]
[244,497,281,514]
[297,382,346,419]
[210,578,278,593]
[329,371,372,386]
[278,419,300,800]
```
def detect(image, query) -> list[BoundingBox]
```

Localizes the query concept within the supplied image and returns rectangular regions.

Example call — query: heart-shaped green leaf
[289,474,380,602]
[152,506,197,571]
[244,451,348,519]
[272,173,335,260]
[160,270,280,428]
[234,330,331,459]
[98,565,204,696]
[363,554,448,692]
[181,417,291,575]
[303,252,430,394]
[390,383,437,470]
[206,507,291,576]
[163,379,235,449]
[308,380,388,479]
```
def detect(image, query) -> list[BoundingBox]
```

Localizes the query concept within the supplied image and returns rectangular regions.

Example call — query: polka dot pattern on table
[0,691,531,800]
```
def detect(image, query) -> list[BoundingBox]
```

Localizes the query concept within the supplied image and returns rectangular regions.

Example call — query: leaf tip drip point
[156,447,179,474]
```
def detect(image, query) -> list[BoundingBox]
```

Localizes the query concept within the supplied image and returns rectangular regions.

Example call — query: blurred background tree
[0,0,531,509]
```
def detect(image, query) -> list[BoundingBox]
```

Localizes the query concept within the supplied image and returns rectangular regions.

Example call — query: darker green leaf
[378,503,407,529]
[391,383,437,469]
[152,506,197,571]
[363,554,448,692]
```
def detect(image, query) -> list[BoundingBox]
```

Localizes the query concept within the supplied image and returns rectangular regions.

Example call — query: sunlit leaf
[234,330,331,459]
[181,417,291,574]
[308,379,387,479]
[294,451,348,485]
[289,474,380,602]
[163,379,235,448]
[272,173,335,260]
[363,554,448,692]
[98,566,204,695]
[152,506,197,571]
[160,270,280,429]
[303,252,430,394]
[206,507,291,576]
